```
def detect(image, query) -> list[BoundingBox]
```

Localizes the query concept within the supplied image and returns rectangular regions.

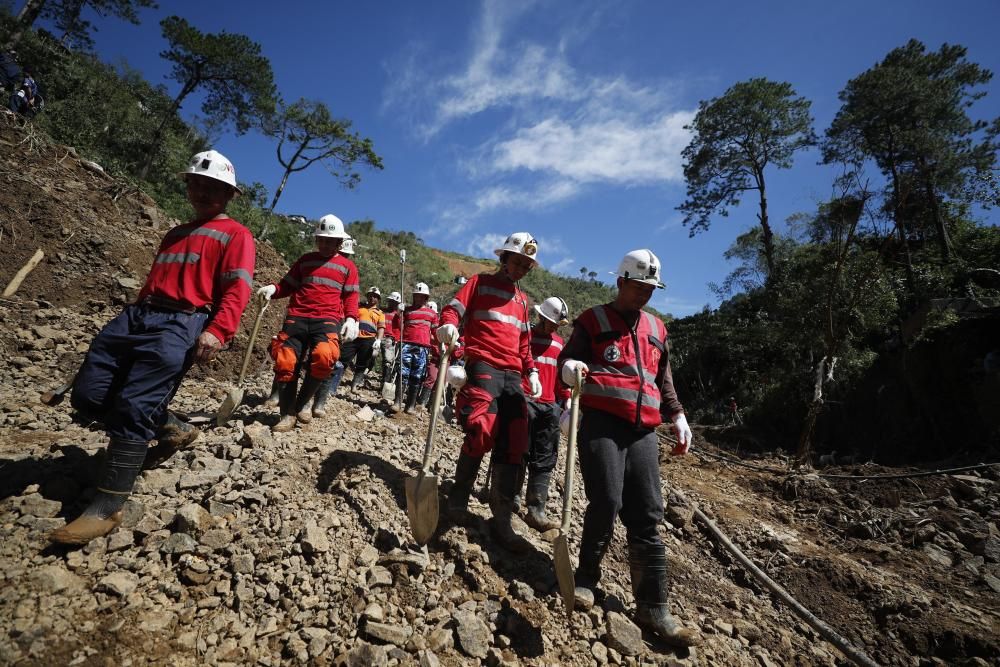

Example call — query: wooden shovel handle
[236,299,269,385]
[559,367,583,533]
[419,343,452,474]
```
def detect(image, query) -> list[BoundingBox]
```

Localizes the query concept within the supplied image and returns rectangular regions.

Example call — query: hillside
[2,110,1000,667]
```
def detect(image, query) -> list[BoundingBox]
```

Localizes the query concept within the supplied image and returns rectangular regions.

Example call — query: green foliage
[43,0,157,51]
[267,98,384,211]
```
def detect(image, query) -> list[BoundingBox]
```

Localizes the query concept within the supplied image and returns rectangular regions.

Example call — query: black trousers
[525,400,561,476]
[578,409,664,550]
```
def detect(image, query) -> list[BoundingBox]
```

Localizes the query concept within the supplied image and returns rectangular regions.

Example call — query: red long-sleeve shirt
[272,252,359,321]
[136,216,255,344]
[384,307,401,341]
[522,329,571,404]
[440,272,534,375]
[402,305,438,347]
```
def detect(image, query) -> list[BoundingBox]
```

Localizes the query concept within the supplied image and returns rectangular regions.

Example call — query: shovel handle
[419,343,452,474]
[559,367,583,533]
[236,299,269,385]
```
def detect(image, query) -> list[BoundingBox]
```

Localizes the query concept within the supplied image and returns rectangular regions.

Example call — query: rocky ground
[1,110,999,667]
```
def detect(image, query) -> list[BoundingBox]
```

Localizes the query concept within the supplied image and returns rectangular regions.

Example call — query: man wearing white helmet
[399,282,438,412]
[415,300,441,409]
[379,291,402,389]
[557,249,696,647]
[517,296,572,532]
[320,285,385,405]
[437,232,541,552]
[53,150,254,545]
[256,214,360,432]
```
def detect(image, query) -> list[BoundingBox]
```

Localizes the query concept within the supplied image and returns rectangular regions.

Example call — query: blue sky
[58,0,1000,316]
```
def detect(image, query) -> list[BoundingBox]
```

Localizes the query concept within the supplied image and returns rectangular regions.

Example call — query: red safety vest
[577,305,667,429]
[402,305,437,346]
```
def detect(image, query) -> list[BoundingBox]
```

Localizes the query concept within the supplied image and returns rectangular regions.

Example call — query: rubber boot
[50,439,147,545]
[272,381,297,433]
[446,451,482,523]
[488,463,533,553]
[629,544,698,647]
[512,465,525,514]
[417,386,432,410]
[523,470,560,532]
[312,378,332,418]
[263,378,281,408]
[295,376,323,424]
[573,539,610,610]
[156,412,199,450]
[404,384,419,413]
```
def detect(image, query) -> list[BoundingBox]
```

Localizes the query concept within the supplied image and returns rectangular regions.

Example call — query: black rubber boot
[446,451,482,522]
[273,381,297,433]
[349,369,366,392]
[489,463,533,553]
[404,384,419,413]
[574,538,610,610]
[417,386,432,409]
[312,378,332,418]
[264,379,281,408]
[629,544,698,647]
[50,439,147,545]
[512,465,525,513]
[156,412,199,450]
[523,470,560,532]
[295,376,323,424]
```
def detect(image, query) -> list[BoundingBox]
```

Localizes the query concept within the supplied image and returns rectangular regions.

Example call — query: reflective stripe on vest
[477,285,515,300]
[220,268,252,288]
[472,310,526,331]
[302,275,344,289]
[156,252,200,264]
[588,362,658,385]
[535,356,557,367]
[533,336,563,350]
[581,383,660,410]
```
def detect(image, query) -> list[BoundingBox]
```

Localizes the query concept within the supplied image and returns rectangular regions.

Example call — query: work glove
[671,413,692,455]
[528,369,543,399]
[561,360,588,387]
[256,284,276,301]
[436,323,459,347]
[372,338,382,354]
[340,317,359,343]
[446,364,467,389]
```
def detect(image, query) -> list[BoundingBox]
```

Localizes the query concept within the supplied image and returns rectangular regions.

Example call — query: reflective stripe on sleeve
[156,252,200,264]
[472,310,525,330]
[448,299,466,317]
[220,268,253,288]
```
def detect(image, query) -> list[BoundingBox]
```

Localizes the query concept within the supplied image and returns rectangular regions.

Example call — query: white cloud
[428,179,579,237]
[466,232,507,258]
[549,256,576,274]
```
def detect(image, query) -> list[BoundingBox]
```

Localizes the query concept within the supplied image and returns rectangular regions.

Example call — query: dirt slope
[1,114,998,667]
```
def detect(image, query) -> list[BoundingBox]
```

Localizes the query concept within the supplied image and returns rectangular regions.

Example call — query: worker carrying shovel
[51,150,255,545]
[257,214,360,432]
[558,249,697,647]
[436,232,543,552]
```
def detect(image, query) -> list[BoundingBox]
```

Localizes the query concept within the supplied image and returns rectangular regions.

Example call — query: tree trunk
[921,166,952,263]
[5,0,47,49]
[138,82,194,181]
[268,166,293,212]
[886,130,916,303]
[755,170,777,280]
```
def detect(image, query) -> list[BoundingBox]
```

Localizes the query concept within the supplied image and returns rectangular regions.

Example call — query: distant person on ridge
[52,150,254,545]
[257,215,359,432]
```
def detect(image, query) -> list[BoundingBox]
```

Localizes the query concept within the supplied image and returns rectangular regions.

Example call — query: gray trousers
[578,410,665,553]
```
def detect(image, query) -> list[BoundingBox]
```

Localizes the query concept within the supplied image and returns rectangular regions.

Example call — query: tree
[587,271,597,281]
[41,0,156,50]
[679,78,816,280]
[4,0,46,49]
[266,98,383,212]
[823,40,999,272]
[139,15,277,179]
[579,266,587,276]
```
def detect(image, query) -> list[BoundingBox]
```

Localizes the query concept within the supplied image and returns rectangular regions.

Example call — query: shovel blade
[553,533,575,617]
[216,388,245,427]
[405,472,439,545]
[381,381,396,403]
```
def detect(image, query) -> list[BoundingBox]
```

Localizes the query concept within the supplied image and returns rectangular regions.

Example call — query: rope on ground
[659,434,1000,481]
[672,487,881,667]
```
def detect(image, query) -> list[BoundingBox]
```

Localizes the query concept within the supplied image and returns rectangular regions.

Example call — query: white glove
[372,338,382,353]
[561,360,588,387]
[340,317,359,343]
[446,364,467,388]
[671,413,692,455]
[257,284,276,301]
[528,369,543,399]
[436,324,458,346]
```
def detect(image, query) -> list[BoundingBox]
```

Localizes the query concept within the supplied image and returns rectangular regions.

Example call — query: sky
[47,0,1000,316]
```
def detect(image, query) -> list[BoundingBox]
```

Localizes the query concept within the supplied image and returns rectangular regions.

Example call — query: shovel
[553,367,583,617]
[381,351,398,402]
[40,372,77,406]
[405,343,451,545]
[216,298,269,426]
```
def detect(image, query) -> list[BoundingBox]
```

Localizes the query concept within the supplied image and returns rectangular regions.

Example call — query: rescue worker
[558,249,696,647]
[379,291,402,390]
[436,232,543,552]
[321,286,385,402]
[257,214,359,432]
[399,282,437,412]
[417,300,440,408]
[518,296,571,532]
[52,150,254,545]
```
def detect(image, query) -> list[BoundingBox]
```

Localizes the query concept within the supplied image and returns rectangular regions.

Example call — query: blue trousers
[400,343,428,388]
[71,304,208,443]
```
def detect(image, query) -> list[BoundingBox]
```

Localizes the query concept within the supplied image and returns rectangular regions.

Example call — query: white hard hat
[534,296,569,325]
[494,232,539,265]
[612,249,665,289]
[367,286,381,296]
[412,282,430,296]
[340,237,356,255]
[315,214,349,239]
[387,291,402,302]
[427,300,438,313]
[179,150,241,193]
